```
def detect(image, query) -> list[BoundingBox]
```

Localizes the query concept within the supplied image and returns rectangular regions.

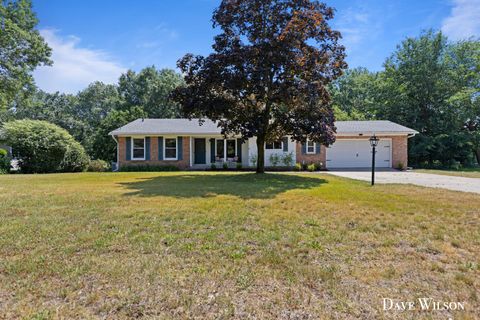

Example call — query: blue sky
[33,0,480,94]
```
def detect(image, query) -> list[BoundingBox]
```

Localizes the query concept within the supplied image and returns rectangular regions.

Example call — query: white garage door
[326,139,391,168]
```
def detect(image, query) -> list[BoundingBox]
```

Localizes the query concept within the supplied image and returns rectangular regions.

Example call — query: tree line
[330,31,479,167]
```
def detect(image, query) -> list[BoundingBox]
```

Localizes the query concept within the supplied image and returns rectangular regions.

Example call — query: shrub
[222,162,229,170]
[88,159,110,172]
[120,164,179,172]
[282,152,294,167]
[307,163,316,172]
[210,163,217,170]
[236,162,242,170]
[294,162,302,171]
[60,141,90,172]
[0,148,11,173]
[250,155,258,167]
[269,153,280,167]
[314,162,323,171]
[396,162,406,171]
[1,120,89,173]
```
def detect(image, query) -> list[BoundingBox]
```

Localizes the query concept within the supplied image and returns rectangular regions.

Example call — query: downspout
[111,134,119,171]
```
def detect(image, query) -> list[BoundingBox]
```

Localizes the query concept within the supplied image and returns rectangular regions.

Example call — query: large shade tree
[172,0,346,173]
[0,0,51,110]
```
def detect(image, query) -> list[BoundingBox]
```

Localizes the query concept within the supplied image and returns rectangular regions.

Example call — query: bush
[222,162,229,170]
[210,163,217,170]
[294,162,302,171]
[60,141,90,172]
[0,148,11,173]
[314,162,323,171]
[1,120,89,173]
[120,164,179,172]
[396,162,406,171]
[236,162,242,170]
[282,152,294,167]
[88,159,110,172]
[269,153,280,167]
[307,163,316,172]
[250,155,258,167]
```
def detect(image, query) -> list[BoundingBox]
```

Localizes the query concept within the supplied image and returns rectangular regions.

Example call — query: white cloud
[34,29,126,94]
[441,0,480,40]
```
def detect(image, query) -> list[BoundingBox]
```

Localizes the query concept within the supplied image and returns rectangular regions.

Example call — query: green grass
[415,167,480,178]
[0,172,479,319]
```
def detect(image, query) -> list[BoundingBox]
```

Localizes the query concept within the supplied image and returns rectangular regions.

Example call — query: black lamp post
[369,134,379,186]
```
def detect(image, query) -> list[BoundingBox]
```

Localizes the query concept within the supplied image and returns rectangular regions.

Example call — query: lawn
[415,167,480,178]
[0,172,479,319]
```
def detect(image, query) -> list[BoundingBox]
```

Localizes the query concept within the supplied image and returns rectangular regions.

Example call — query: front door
[194,138,206,164]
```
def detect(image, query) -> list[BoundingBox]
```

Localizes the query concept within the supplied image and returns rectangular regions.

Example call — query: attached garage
[326,139,391,168]
[320,121,418,169]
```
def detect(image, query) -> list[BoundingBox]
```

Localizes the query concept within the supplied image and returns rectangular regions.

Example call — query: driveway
[325,169,480,194]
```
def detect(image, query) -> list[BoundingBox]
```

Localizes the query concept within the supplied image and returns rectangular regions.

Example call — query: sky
[32,0,480,94]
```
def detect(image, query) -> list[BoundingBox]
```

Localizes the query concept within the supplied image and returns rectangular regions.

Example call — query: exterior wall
[391,135,408,168]
[295,143,327,168]
[118,136,190,169]
[116,134,409,170]
[327,135,408,169]
[246,137,297,167]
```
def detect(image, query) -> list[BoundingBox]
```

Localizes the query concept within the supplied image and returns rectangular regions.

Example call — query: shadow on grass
[120,173,327,199]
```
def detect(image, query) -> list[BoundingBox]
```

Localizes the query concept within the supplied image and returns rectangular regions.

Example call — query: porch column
[224,139,227,161]
[189,137,192,167]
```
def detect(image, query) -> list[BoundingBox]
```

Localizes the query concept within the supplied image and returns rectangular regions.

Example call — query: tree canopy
[0,0,52,110]
[173,0,346,172]
[330,31,480,167]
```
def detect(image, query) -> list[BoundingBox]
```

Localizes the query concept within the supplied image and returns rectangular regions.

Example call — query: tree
[74,82,122,153]
[329,67,379,120]
[0,120,89,173]
[119,67,184,118]
[376,31,480,166]
[0,0,52,110]
[173,0,346,173]
[90,106,147,161]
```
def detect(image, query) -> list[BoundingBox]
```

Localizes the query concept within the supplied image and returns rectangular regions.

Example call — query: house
[109,119,418,170]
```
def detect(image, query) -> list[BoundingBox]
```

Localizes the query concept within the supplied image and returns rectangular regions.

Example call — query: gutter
[110,134,119,171]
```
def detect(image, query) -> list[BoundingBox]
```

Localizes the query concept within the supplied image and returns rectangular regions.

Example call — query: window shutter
[282,137,288,152]
[145,137,150,160]
[158,137,163,160]
[237,139,242,162]
[301,142,306,154]
[315,142,321,154]
[177,137,183,160]
[210,138,215,163]
[126,137,131,160]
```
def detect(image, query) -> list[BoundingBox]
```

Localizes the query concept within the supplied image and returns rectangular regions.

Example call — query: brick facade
[118,136,191,169]
[295,143,327,168]
[117,134,409,170]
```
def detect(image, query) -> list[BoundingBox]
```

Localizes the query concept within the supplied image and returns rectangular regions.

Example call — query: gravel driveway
[325,169,480,194]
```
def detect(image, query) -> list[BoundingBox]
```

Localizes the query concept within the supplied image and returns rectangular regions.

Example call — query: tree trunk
[475,148,480,166]
[256,136,265,173]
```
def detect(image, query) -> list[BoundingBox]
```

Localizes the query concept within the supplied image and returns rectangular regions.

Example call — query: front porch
[189,136,247,168]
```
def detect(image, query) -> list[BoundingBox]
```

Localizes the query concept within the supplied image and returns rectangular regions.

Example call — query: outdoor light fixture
[369,134,379,185]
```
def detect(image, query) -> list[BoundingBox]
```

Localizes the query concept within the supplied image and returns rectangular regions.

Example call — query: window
[265,141,282,150]
[132,138,145,160]
[216,139,224,160]
[215,139,237,160]
[226,139,236,159]
[164,138,177,160]
[306,140,316,154]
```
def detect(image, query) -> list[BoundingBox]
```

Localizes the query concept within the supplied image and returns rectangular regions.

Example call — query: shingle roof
[335,120,418,135]
[109,119,418,136]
